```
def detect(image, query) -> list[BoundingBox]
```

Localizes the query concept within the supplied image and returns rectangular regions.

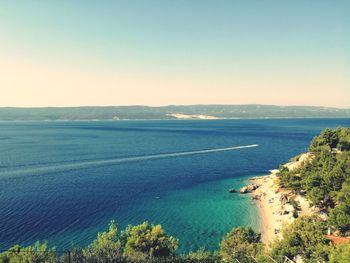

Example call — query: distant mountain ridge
[0,105,349,120]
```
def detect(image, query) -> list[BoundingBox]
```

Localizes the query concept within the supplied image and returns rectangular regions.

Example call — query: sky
[0,0,349,108]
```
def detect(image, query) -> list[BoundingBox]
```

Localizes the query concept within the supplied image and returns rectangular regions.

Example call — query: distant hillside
[0,105,349,120]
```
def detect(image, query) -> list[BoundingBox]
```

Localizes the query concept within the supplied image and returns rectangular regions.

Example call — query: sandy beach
[248,154,315,245]
[250,172,292,244]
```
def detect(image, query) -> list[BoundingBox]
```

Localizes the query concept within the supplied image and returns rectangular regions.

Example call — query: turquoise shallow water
[1,119,349,252]
[134,176,261,252]
[54,176,260,253]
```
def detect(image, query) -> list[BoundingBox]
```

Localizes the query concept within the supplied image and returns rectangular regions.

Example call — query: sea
[0,118,349,253]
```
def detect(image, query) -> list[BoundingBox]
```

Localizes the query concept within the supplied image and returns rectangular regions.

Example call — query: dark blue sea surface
[0,119,349,252]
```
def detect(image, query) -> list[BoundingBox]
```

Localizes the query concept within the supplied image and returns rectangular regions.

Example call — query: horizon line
[1,104,349,110]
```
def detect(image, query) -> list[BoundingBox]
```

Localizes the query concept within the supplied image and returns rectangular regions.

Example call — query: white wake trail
[0,144,259,178]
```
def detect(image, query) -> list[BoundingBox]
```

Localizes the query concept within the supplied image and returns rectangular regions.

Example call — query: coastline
[250,171,285,244]
[248,155,315,245]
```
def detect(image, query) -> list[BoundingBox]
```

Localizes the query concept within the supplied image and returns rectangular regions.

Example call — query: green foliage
[288,198,301,218]
[185,249,219,263]
[219,227,263,263]
[278,128,350,234]
[337,128,350,151]
[275,128,350,260]
[0,242,57,263]
[129,256,219,263]
[310,128,337,152]
[329,244,350,263]
[309,127,350,152]
[59,248,85,263]
[328,204,350,234]
[121,222,178,261]
[336,179,350,204]
[82,221,122,263]
[0,221,179,263]
[270,216,330,263]
[278,167,302,191]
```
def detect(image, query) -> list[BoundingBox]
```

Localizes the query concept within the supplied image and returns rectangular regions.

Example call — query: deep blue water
[0,119,349,252]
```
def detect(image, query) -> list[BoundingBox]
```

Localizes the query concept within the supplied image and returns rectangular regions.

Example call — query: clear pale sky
[1,1,349,108]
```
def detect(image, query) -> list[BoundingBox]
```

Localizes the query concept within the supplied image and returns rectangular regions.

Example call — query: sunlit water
[1,119,349,252]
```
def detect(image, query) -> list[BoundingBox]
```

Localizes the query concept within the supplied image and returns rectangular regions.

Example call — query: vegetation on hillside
[1,128,350,262]
[278,128,350,235]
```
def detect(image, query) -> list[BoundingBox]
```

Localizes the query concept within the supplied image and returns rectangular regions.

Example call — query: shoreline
[248,155,314,245]
[250,172,283,244]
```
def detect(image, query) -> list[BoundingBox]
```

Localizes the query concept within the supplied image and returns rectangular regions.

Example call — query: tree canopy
[270,216,330,263]
[121,222,178,260]
[278,128,350,235]
[219,227,263,262]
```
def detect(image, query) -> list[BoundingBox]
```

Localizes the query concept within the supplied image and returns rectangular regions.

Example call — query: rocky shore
[239,183,260,193]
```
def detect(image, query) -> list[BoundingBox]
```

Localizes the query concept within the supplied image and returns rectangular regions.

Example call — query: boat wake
[0,144,259,178]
